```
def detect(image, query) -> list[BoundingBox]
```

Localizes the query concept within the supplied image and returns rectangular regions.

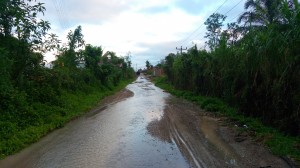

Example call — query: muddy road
[0,76,289,168]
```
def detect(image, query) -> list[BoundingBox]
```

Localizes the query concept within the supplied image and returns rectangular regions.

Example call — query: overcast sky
[41,0,246,69]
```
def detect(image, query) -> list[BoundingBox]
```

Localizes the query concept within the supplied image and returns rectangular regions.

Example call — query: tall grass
[161,3,300,135]
[154,76,300,161]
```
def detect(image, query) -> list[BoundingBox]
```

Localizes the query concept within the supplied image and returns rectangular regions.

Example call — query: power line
[224,0,244,15]
[213,0,231,13]
[227,11,244,23]
[180,0,246,48]
[59,0,71,28]
[52,0,64,28]
[190,12,244,44]
[179,0,231,47]
[176,46,187,54]
[52,0,70,29]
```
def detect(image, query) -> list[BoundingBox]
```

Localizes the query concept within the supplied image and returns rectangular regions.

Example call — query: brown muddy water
[1,76,283,168]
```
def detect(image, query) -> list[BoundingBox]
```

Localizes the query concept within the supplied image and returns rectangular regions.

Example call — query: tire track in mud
[169,123,205,168]
[0,76,290,168]
[148,95,290,168]
[163,102,223,168]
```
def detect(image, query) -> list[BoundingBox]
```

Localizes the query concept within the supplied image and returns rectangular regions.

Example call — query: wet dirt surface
[0,76,189,168]
[0,76,291,168]
[156,97,290,168]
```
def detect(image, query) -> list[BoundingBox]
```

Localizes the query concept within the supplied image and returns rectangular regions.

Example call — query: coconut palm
[280,0,300,25]
[238,0,283,26]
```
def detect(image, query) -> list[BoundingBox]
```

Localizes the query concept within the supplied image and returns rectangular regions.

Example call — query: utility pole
[176,46,187,54]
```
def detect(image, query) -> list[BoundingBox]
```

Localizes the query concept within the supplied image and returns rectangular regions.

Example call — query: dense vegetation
[0,0,135,158]
[161,0,300,136]
[155,77,300,161]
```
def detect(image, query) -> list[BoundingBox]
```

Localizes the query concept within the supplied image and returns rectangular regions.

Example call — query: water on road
[0,76,191,168]
[1,76,289,168]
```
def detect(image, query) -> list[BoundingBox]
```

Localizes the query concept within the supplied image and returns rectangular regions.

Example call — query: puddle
[0,76,190,168]
[149,96,243,168]
[199,116,240,166]
[0,76,291,168]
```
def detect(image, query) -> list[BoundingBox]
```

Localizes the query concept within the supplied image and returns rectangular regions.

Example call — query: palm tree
[280,0,300,25]
[238,0,283,26]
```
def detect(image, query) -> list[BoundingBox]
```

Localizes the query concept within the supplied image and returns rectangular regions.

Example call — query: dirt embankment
[148,96,292,168]
[86,89,134,118]
[100,89,134,106]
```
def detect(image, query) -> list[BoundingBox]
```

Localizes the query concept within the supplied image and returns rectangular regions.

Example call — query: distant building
[153,67,164,77]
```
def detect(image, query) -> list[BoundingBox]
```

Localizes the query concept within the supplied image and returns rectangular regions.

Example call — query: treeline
[162,0,300,135]
[0,0,134,157]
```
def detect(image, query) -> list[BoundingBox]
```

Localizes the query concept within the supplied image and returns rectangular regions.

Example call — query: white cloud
[42,0,245,69]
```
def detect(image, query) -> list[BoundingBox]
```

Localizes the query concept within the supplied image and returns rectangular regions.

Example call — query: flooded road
[0,76,190,168]
[0,76,289,168]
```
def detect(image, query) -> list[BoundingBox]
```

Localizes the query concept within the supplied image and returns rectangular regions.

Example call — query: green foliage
[0,0,136,159]
[161,1,300,136]
[163,53,175,82]
[0,48,11,85]
[145,60,151,69]
[238,0,283,25]
[67,25,85,51]
[155,76,300,161]
[0,79,134,159]
[84,44,103,70]
[53,26,85,69]
[0,0,50,42]
[204,13,227,50]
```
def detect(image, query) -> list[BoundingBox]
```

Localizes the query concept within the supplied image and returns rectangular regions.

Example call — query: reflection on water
[150,96,242,168]
[199,116,240,166]
[0,76,190,168]
[0,75,245,168]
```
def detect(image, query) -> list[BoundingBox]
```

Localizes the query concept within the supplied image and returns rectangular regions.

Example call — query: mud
[0,76,189,168]
[0,75,291,168]
[149,94,290,168]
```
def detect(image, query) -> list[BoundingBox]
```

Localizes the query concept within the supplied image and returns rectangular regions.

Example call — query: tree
[55,26,85,68]
[0,0,52,84]
[163,53,175,81]
[84,44,102,71]
[145,60,151,69]
[204,13,227,50]
[238,0,283,26]
[124,52,132,68]
[0,0,50,43]
[280,0,300,25]
[224,22,241,46]
[67,25,85,51]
